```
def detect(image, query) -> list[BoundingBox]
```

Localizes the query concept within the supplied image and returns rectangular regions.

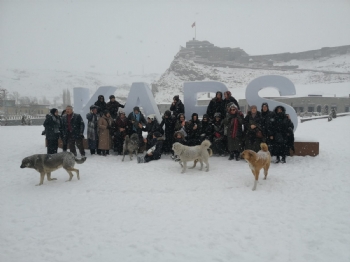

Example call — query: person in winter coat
[223,104,244,160]
[244,105,264,152]
[261,102,275,153]
[111,110,129,155]
[94,95,106,116]
[106,95,125,119]
[174,113,189,138]
[186,113,202,146]
[98,110,113,156]
[127,106,147,147]
[206,91,226,120]
[269,106,293,163]
[43,108,62,154]
[61,105,85,157]
[285,114,295,157]
[199,114,213,142]
[223,91,240,115]
[143,114,161,150]
[137,131,164,163]
[211,112,227,156]
[170,95,185,118]
[86,105,100,155]
[160,110,176,154]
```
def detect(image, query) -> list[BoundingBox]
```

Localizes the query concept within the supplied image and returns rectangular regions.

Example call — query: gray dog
[122,133,139,161]
[20,152,86,186]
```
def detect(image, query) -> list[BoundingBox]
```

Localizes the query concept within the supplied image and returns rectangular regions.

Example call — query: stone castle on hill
[177,39,350,68]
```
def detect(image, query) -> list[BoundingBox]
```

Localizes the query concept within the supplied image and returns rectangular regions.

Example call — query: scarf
[230,116,239,138]
[88,114,98,140]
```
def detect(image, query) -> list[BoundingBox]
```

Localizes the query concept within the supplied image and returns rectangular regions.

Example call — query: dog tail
[207,148,213,157]
[75,156,87,164]
[200,139,211,149]
[260,143,269,152]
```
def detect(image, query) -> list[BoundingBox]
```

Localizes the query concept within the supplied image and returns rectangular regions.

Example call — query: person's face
[193,116,197,121]
[134,110,139,114]
[176,134,181,139]
[164,115,168,118]
[120,113,125,118]
[262,105,268,112]
[230,108,236,113]
[217,93,222,99]
[106,113,111,118]
[111,98,115,102]
[180,116,185,121]
[251,107,257,114]
[54,110,58,116]
[277,108,282,113]
[203,118,207,122]
[224,93,228,99]
[215,116,220,121]
[100,97,104,101]
[147,118,152,123]
[92,108,97,114]
[66,107,73,115]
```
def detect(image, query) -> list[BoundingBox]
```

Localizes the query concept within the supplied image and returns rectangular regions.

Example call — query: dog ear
[248,152,253,158]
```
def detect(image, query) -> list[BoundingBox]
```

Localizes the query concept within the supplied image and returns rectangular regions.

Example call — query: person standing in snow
[111,110,129,155]
[98,110,113,156]
[143,114,162,150]
[86,105,100,155]
[170,95,185,119]
[106,95,125,119]
[160,110,176,154]
[243,105,264,152]
[206,91,226,120]
[43,108,62,154]
[61,105,85,157]
[127,106,147,147]
[223,91,240,116]
[260,102,275,153]
[94,95,107,116]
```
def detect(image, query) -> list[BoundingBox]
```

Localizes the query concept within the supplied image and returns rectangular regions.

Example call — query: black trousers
[66,132,85,156]
[47,139,58,154]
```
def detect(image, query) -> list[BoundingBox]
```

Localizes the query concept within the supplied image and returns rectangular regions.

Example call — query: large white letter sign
[183,81,228,120]
[74,86,117,135]
[245,75,298,131]
[124,82,161,122]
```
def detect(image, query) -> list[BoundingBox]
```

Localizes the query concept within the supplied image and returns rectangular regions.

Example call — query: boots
[235,152,240,161]
[228,152,234,160]
[90,149,95,155]
[281,156,286,163]
[275,156,280,163]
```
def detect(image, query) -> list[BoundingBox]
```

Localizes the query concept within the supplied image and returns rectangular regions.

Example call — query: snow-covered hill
[152,53,350,103]
[0,117,350,262]
[0,68,160,104]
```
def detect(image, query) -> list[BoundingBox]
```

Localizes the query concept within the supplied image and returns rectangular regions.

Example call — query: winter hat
[90,105,98,110]
[224,91,232,97]
[202,114,209,120]
[103,110,110,116]
[98,95,105,101]
[153,131,162,138]
[50,108,58,115]
[164,110,171,117]
[250,105,257,110]
[228,103,237,109]
[133,106,140,112]
[109,95,115,99]
[214,112,221,118]
[119,110,125,115]
[147,114,156,121]
[173,95,179,102]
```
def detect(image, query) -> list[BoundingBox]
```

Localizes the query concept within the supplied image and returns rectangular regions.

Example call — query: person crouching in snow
[137,132,164,163]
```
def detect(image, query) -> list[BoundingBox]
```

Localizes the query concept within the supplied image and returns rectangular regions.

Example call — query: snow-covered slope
[152,54,350,103]
[0,117,349,262]
[0,68,160,103]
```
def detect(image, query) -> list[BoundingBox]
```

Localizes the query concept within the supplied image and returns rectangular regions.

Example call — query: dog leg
[47,172,57,181]
[188,159,197,169]
[199,160,203,171]
[64,169,74,182]
[129,152,133,161]
[122,150,126,162]
[263,164,270,180]
[252,170,259,191]
[204,160,209,172]
[181,162,187,174]
[36,172,45,186]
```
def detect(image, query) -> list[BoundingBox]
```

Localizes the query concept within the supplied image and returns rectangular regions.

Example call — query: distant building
[0,100,50,116]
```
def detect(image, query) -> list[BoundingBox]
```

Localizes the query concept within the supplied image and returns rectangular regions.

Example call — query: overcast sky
[1,0,350,75]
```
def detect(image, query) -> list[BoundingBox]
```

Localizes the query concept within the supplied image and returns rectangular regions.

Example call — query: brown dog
[241,143,271,191]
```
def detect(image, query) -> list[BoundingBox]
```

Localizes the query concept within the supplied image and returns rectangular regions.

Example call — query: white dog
[172,140,211,173]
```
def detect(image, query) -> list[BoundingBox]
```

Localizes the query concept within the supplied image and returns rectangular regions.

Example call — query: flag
[192,22,196,28]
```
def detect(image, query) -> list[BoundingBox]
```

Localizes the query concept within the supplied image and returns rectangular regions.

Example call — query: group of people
[43,91,294,164]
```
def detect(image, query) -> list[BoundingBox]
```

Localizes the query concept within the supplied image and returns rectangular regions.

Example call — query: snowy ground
[1,117,350,262]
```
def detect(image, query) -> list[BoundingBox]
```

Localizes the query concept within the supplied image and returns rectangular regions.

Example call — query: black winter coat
[160,115,176,138]
[127,112,147,135]
[170,100,185,118]
[206,98,226,119]
[106,101,125,119]
[94,95,107,116]
[43,114,62,140]
[61,113,85,140]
